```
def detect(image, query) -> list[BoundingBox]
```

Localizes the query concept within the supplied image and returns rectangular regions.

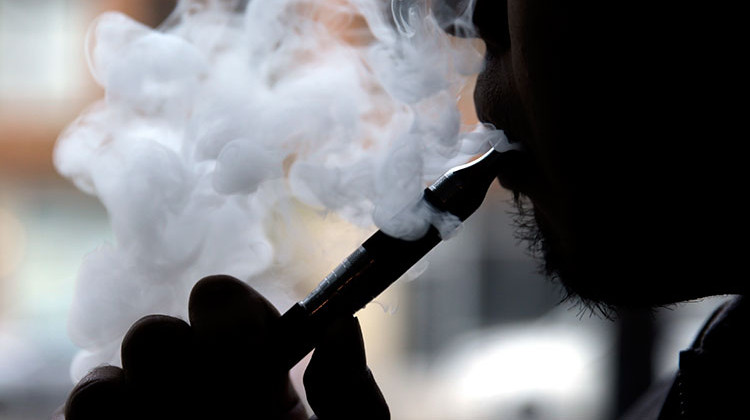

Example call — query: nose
[435,0,511,53]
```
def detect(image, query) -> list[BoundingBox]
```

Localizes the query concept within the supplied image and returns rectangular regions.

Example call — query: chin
[550,243,716,314]
[514,197,690,316]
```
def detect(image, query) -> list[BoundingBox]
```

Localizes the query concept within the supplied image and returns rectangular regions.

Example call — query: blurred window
[0,0,89,103]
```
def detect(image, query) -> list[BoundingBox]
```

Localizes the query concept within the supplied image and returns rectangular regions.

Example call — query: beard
[511,192,619,319]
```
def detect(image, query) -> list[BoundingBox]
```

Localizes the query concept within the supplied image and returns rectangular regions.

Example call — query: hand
[57,275,390,419]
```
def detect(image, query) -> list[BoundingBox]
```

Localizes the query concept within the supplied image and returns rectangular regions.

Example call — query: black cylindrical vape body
[275,148,515,369]
[275,228,441,368]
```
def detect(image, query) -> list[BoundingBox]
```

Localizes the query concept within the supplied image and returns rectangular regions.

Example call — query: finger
[188,275,280,359]
[120,314,193,418]
[304,317,390,420]
[120,314,192,390]
[121,314,192,386]
[188,275,301,418]
[65,365,128,420]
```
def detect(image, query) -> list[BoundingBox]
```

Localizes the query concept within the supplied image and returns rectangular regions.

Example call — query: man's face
[459,0,730,309]
[469,0,589,306]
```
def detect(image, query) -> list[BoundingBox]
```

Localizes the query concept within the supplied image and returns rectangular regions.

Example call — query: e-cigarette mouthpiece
[274,144,521,369]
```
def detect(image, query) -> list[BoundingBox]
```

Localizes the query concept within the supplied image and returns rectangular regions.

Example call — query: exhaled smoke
[55,0,491,380]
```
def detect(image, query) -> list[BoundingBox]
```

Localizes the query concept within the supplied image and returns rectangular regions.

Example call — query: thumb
[303,316,390,420]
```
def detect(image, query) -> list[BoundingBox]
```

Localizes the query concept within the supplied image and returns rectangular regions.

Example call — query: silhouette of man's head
[456,0,745,312]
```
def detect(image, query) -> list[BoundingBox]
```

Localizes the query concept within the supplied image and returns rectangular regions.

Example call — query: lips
[477,95,533,195]
[474,78,533,194]
[472,50,537,196]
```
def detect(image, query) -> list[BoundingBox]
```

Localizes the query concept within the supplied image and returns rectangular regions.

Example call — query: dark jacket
[622,295,749,420]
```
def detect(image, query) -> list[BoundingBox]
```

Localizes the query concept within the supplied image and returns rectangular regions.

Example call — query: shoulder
[660,296,749,419]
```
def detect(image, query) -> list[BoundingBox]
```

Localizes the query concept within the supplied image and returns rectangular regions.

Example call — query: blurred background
[0,1,729,419]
